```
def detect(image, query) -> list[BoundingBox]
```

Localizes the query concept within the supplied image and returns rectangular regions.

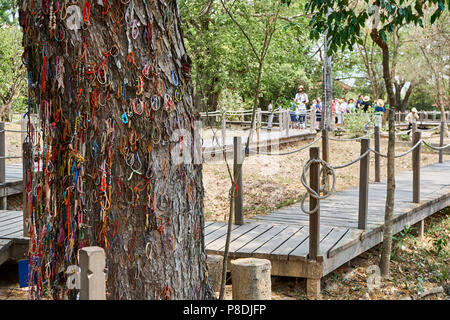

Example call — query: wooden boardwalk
[205,161,450,280]
[0,210,26,266]
[1,163,25,197]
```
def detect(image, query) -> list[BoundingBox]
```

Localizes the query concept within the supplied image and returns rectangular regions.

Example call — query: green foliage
[305,0,449,55]
[0,0,17,25]
[0,25,27,115]
[181,0,325,112]
[342,112,375,137]
[433,238,448,256]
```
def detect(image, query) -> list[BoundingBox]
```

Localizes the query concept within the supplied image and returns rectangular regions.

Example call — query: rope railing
[300,158,336,214]
[368,139,423,158]
[331,150,371,169]
[421,140,450,151]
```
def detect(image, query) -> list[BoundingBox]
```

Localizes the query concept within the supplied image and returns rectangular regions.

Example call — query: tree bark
[19,0,213,299]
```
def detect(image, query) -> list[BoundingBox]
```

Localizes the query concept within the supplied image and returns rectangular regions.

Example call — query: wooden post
[310,109,316,132]
[233,136,244,225]
[267,128,272,153]
[256,108,261,154]
[358,138,370,230]
[0,122,6,210]
[309,147,320,260]
[285,110,289,137]
[321,129,329,194]
[439,121,444,163]
[412,122,417,136]
[22,141,30,238]
[412,131,421,203]
[221,113,226,149]
[432,111,436,122]
[21,119,29,237]
[374,125,381,183]
[79,246,106,300]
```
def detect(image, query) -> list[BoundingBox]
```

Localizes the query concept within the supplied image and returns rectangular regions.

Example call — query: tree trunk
[370,26,396,277]
[19,0,213,300]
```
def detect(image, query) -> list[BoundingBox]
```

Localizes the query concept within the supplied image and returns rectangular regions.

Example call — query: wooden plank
[205,223,240,246]
[289,226,333,258]
[271,226,310,256]
[0,238,12,265]
[237,224,288,254]
[227,224,273,253]
[318,228,349,256]
[206,223,260,251]
[252,226,302,257]
[0,219,23,233]
[204,222,226,236]
[0,210,23,223]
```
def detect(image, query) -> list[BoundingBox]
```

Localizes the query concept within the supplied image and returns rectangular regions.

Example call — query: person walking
[315,97,322,130]
[356,94,364,111]
[267,100,274,129]
[374,98,385,127]
[294,85,308,129]
[362,96,371,112]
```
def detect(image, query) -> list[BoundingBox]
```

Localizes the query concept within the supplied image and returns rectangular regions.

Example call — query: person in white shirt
[294,85,308,129]
[267,100,274,128]
[338,98,347,126]
[405,107,419,135]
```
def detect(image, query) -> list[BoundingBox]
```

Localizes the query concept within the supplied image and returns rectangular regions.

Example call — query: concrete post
[207,255,224,294]
[221,113,226,150]
[230,258,271,300]
[80,246,106,300]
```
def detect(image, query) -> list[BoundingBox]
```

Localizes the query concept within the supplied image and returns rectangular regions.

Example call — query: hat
[411,107,418,113]
[363,96,370,102]
[298,85,304,89]
[376,99,384,107]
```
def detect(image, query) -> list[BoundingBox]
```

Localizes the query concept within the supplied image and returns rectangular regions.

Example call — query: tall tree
[19,0,213,299]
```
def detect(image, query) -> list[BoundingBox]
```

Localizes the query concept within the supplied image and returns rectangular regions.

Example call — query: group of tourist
[268,85,388,130]
[266,85,422,134]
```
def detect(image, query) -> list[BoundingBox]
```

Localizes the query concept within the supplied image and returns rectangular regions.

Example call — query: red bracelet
[83,1,91,23]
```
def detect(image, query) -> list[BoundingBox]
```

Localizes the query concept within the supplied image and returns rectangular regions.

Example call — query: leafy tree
[0,24,26,119]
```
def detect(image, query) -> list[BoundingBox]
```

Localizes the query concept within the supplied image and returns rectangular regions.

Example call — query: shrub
[342,112,376,138]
